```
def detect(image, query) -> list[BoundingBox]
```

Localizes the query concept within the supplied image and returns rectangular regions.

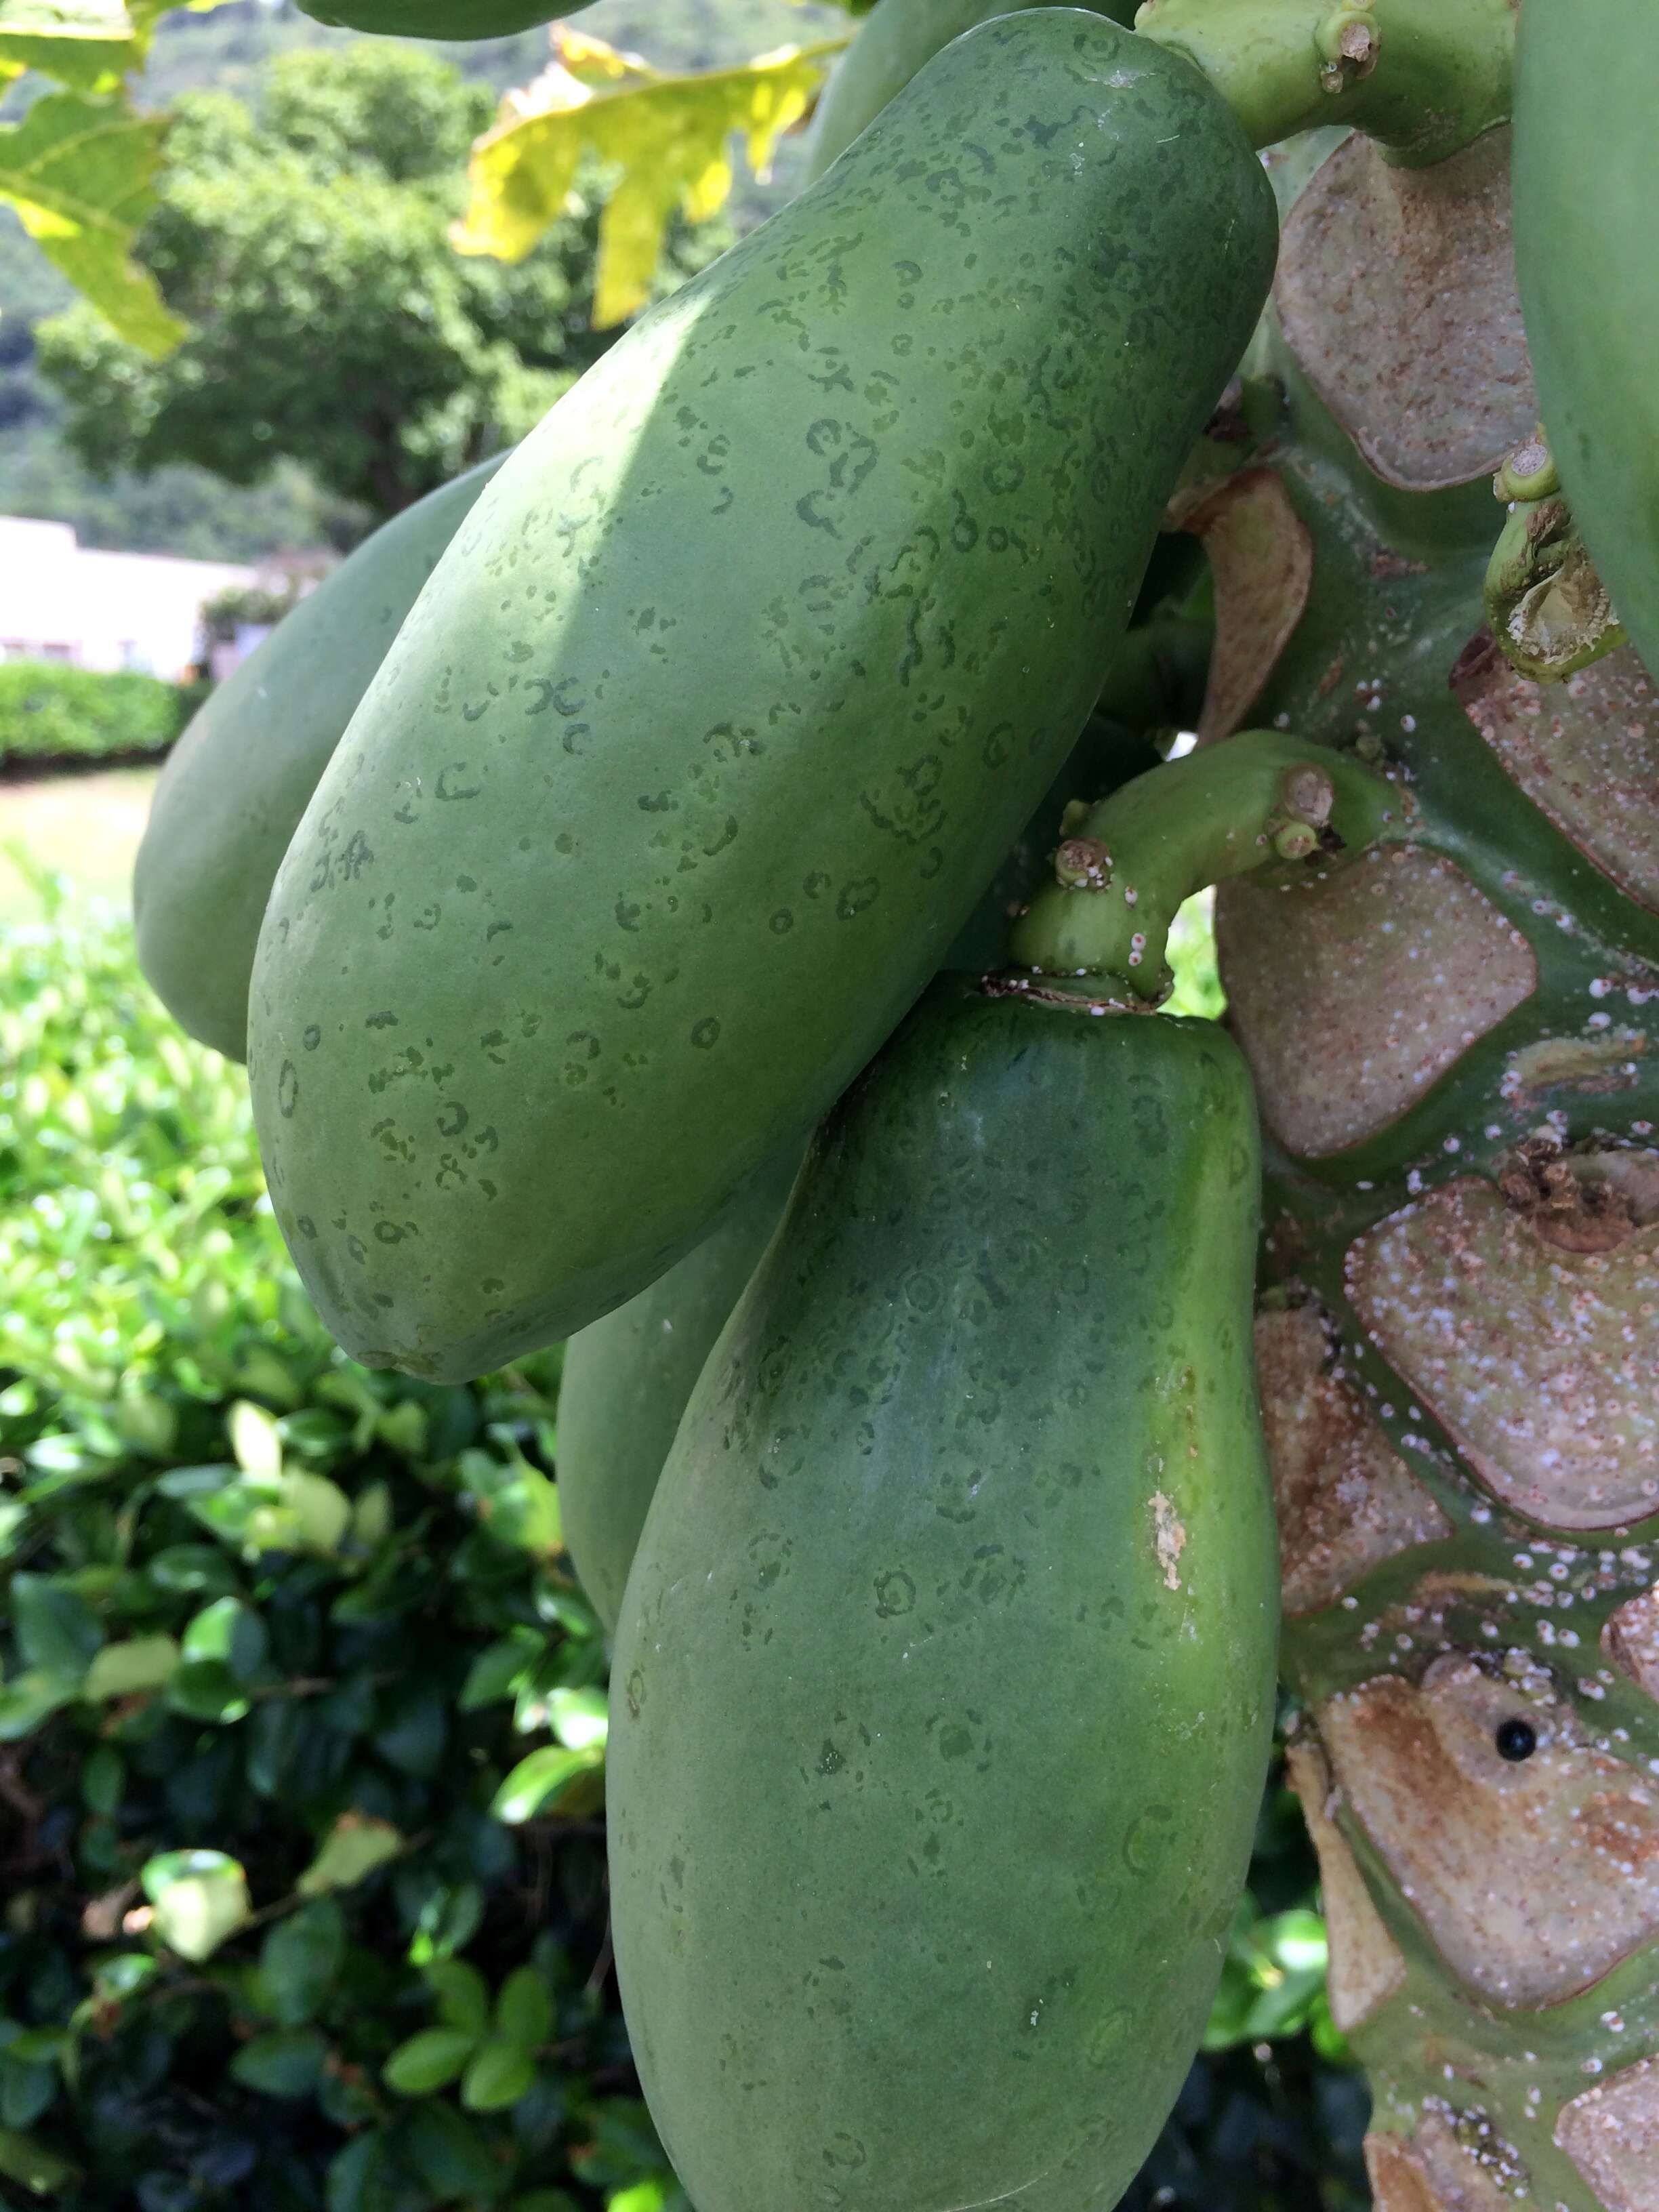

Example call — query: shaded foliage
[0,660,202,771]
[34,42,729,518]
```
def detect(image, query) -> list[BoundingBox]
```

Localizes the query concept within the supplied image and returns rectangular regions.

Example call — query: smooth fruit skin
[556,1147,802,1636]
[609,980,1279,2212]
[802,0,1140,182]
[134,458,504,1063]
[247,9,1277,1381]
[1515,2,1659,676]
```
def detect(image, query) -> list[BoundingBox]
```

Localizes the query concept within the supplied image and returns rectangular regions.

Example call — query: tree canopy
[33,41,726,518]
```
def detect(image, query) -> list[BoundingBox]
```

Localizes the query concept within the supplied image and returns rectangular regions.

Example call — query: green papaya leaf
[490,1742,603,1825]
[383,2025,478,2097]
[452,26,844,326]
[228,2026,328,2099]
[0,90,181,356]
[459,2037,535,2113]
[424,1958,490,2038]
[141,1847,251,1961]
[295,1813,404,1898]
[81,1633,179,1700]
[493,1965,554,2051]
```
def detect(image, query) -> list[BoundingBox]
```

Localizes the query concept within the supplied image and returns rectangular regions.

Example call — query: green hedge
[0,890,1368,2212]
[0,660,204,771]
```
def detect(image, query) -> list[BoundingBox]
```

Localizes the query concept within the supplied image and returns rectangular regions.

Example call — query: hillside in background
[0,0,837,561]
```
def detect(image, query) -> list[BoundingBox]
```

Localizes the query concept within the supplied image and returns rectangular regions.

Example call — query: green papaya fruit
[1514,1,1659,676]
[297,0,588,39]
[248,8,1277,1383]
[556,1147,802,1635]
[134,458,505,1063]
[802,0,1141,182]
[609,979,1278,2212]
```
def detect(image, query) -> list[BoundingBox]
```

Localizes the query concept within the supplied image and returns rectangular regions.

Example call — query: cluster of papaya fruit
[136,0,1659,2203]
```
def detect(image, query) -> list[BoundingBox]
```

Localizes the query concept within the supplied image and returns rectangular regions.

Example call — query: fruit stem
[1007,730,1400,999]
[1133,0,1515,166]
[1484,493,1627,684]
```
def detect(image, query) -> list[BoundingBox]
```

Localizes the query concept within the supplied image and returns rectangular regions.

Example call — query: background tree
[32,41,728,520]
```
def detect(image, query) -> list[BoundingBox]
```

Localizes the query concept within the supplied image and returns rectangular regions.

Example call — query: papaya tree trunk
[1206,129,1659,2212]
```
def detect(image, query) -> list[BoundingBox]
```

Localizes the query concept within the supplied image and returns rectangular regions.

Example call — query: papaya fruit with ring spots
[247,7,1278,1381]
[296,0,591,41]
[802,0,1141,183]
[134,457,506,1063]
[556,1145,802,1636]
[608,977,1279,2212]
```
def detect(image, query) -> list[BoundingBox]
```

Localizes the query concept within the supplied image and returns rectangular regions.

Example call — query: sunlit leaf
[0,0,228,90]
[384,2026,477,2097]
[460,2037,535,2113]
[491,1742,603,1824]
[295,1813,405,1898]
[141,1847,251,1961]
[81,1633,180,1700]
[0,90,182,355]
[0,0,133,95]
[453,26,845,327]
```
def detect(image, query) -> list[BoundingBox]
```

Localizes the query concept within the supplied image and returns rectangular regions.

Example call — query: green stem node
[1484,494,1628,683]
[1133,0,1515,165]
[1007,730,1401,998]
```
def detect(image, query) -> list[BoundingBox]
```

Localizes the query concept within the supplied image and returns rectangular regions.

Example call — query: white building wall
[0,515,255,681]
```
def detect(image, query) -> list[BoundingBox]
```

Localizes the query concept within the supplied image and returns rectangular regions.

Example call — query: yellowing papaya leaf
[0,0,133,94]
[452,26,847,329]
[0,89,182,356]
[0,0,223,92]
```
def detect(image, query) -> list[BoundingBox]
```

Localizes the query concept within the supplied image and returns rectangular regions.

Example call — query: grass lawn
[0,765,158,922]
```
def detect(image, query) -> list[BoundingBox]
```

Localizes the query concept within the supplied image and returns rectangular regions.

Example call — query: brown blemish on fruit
[1555,2055,1659,2209]
[1454,629,1659,914]
[1255,1305,1452,1614]
[1275,130,1537,491]
[1168,468,1313,745]
[1346,1158,1659,1530]
[1150,1492,1186,1592]
[1318,1657,1659,2007]
[1219,847,1536,1158]
[1285,1736,1407,2030]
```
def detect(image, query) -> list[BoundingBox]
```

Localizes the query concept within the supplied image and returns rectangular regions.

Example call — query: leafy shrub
[0,661,203,772]
[0,891,1365,2211]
